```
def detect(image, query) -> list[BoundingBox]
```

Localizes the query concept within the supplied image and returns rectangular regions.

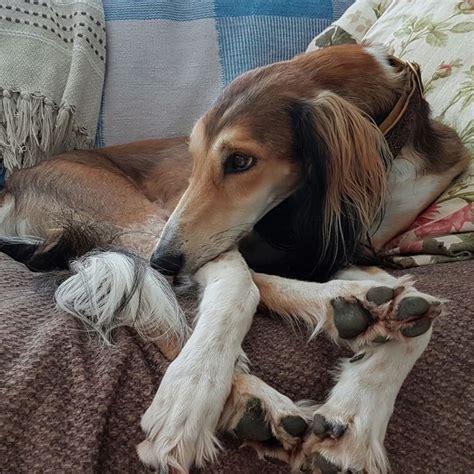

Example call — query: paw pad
[366,286,394,305]
[397,296,430,320]
[401,317,432,337]
[312,414,346,440]
[281,415,307,436]
[234,398,273,441]
[331,297,372,339]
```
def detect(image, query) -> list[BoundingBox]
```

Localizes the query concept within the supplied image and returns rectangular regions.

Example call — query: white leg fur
[55,250,187,346]
[305,330,431,473]
[254,267,440,472]
[137,250,259,473]
[334,265,397,285]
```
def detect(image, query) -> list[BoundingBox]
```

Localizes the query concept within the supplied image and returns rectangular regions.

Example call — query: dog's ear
[256,91,390,281]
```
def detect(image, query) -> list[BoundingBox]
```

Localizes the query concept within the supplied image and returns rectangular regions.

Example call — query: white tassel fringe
[0,88,94,171]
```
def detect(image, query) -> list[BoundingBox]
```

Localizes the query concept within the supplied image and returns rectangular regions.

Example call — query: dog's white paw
[219,373,312,467]
[137,370,222,473]
[302,327,432,474]
[303,401,389,474]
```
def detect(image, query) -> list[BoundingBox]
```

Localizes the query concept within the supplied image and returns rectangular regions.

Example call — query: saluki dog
[0,44,469,473]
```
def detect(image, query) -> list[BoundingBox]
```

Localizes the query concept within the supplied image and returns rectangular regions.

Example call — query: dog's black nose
[150,251,184,276]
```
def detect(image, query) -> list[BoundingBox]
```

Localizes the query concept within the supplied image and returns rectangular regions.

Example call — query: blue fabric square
[214,0,333,19]
[215,1,341,84]
[332,0,354,19]
[103,0,215,22]
[217,15,331,84]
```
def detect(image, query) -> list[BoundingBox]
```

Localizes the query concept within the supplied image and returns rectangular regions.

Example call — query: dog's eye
[224,153,256,174]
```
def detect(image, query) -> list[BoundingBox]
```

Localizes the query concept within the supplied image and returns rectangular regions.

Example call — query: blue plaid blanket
[96,0,352,147]
[0,0,351,187]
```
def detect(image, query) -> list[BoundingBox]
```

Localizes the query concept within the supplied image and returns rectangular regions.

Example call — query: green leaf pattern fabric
[307,0,474,268]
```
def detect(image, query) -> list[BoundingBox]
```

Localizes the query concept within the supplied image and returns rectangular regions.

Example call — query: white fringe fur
[55,251,187,346]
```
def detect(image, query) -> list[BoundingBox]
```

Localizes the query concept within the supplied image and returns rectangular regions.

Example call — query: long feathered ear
[256,91,391,281]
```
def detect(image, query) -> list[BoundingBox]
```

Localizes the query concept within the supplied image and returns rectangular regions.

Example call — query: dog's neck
[377,58,425,158]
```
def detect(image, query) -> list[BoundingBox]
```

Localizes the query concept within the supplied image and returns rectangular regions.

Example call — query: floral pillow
[307,0,473,268]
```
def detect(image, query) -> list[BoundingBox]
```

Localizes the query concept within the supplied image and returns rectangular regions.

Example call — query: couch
[1,1,473,472]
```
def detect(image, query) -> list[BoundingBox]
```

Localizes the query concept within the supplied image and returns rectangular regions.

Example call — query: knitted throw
[0,0,106,171]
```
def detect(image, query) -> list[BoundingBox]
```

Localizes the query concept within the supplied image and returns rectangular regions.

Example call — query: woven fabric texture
[0,252,472,473]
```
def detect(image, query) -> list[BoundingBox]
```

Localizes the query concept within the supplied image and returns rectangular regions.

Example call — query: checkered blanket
[96,0,352,147]
[0,0,351,185]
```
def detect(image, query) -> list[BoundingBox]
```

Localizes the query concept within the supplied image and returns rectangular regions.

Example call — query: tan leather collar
[378,57,424,157]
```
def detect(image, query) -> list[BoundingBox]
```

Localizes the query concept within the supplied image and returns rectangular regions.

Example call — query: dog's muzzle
[150,250,185,276]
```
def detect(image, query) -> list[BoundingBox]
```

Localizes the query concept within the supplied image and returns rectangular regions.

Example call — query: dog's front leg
[252,268,443,473]
[137,250,259,473]
[304,329,431,473]
[253,270,442,348]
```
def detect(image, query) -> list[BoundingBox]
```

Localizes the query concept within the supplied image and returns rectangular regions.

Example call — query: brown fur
[309,92,390,246]
[4,140,191,256]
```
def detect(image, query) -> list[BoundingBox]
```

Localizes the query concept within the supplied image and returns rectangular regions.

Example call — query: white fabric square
[102,19,222,144]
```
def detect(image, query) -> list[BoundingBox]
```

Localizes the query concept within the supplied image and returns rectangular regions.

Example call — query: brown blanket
[1,253,473,473]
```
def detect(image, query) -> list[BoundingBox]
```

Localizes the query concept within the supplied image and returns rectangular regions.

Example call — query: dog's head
[152,44,400,279]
